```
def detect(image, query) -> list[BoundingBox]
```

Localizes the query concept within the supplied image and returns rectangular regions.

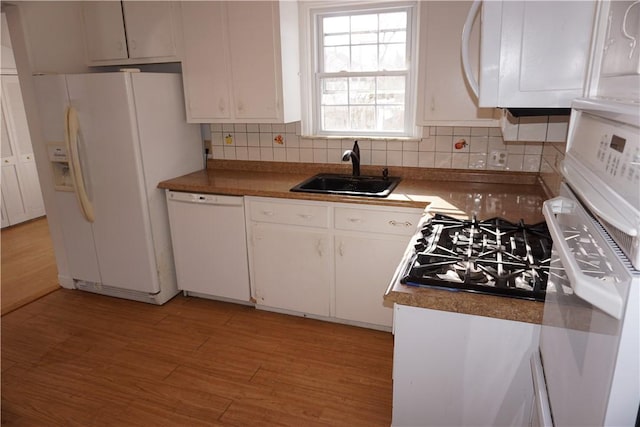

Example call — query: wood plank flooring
[1,217,60,315]
[2,289,394,425]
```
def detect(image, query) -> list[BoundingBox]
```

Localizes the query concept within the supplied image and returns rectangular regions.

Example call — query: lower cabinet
[245,196,423,328]
[392,304,539,426]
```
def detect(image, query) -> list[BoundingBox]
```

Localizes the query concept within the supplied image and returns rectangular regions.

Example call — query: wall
[209,120,568,173]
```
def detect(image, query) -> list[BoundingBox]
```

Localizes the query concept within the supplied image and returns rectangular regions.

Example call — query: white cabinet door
[179,0,300,123]
[226,1,280,121]
[1,75,44,227]
[82,1,178,65]
[335,234,408,327]
[122,1,177,60]
[81,2,128,62]
[179,2,231,121]
[418,1,498,126]
[251,222,331,317]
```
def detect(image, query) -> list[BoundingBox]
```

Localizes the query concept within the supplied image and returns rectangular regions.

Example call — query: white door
[81,2,128,62]
[251,222,331,316]
[65,73,159,293]
[122,1,177,59]
[1,74,45,226]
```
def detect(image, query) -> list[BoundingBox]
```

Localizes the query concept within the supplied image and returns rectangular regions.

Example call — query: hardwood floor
[1,290,394,426]
[1,217,60,315]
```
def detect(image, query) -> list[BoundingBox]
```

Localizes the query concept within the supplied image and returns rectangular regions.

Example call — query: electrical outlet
[489,150,508,167]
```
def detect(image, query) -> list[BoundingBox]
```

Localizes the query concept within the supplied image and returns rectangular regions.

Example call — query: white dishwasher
[166,190,251,302]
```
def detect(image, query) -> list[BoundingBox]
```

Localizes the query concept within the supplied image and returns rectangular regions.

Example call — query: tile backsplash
[209,120,568,173]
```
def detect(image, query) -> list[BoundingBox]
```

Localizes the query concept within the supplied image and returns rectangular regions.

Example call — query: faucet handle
[382,168,389,180]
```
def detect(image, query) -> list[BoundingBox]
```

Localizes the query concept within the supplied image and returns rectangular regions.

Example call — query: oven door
[538,183,632,426]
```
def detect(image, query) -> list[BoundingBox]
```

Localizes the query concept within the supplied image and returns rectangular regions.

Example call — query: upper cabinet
[81,1,180,66]
[417,1,498,127]
[465,1,596,109]
[179,1,301,123]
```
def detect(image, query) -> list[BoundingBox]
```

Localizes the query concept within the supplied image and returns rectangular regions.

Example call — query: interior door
[66,72,159,293]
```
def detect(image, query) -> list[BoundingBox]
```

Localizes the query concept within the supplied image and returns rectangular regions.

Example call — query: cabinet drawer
[249,200,329,228]
[335,207,421,235]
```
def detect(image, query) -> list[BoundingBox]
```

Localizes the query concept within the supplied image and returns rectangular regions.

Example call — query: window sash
[312,3,416,137]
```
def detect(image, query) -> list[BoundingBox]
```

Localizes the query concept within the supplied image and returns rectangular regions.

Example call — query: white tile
[453,138,470,153]
[286,148,300,162]
[327,139,342,149]
[419,137,436,152]
[223,146,236,160]
[260,147,274,161]
[259,133,273,147]
[313,148,328,163]
[247,133,260,147]
[403,141,419,151]
[387,140,403,151]
[452,152,469,169]
[285,122,297,134]
[248,147,261,160]
[313,139,327,148]
[418,151,435,168]
[489,127,502,137]
[517,116,548,141]
[546,116,569,142]
[506,142,525,154]
[506,154,524,171]
[359,149,372,165]
[471,127,489,137]
[469,136,489,153]
[210,123,222,132]
[434,152,452,169]
[286,135,300,148]
[453,127,471,136]
[371,150,387,165]
[436,126,453,135]
[300,138,313,148]
[212,146,224,159]
[272,123,286,133]
[212,132,224,146]
[469,153,487,169]
[402,151,418,167]
[273,147,287,161]
[523,154,541,172]
[222,123,235,132]
[246,123,260,133]
[500,114,519,142]
[435,135,453,152]
[358,139,372,149]
[236,147,248,160]
[234,123,247,133]
[234,132,248,146]
[327,148,343,164]
[429,126,436,136]
[259,123,272,133]
[295,121,302,135]
[387,151,402,166]
[299,148,314,162]
[488,136,506,149]
[524,142,543,155]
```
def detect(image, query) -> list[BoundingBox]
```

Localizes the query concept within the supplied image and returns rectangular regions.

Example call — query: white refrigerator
[33,71,202,304]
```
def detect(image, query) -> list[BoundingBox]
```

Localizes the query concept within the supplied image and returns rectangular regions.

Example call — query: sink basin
[290,174,401,197]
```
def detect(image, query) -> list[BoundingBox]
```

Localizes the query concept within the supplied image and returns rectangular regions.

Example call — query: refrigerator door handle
[65,106,95,223]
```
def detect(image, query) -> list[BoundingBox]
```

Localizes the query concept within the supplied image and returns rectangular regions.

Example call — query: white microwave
[462,1,596,110]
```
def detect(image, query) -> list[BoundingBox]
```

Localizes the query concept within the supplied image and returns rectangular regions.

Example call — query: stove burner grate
[401,213,552,301]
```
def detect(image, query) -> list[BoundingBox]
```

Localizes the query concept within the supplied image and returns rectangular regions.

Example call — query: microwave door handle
[462,0,481,99]
[65,106,95,223]
[543,197,624,319]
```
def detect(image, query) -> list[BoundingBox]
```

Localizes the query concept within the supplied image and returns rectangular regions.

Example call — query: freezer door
[65,73,159,293]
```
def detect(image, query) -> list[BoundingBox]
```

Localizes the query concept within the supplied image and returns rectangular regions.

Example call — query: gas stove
[400,214,553,301]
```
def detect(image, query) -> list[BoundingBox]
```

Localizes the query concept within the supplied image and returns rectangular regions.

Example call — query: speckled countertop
[159,160,547,324]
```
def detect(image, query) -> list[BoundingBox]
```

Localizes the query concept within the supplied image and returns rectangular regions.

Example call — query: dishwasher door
[166,191,251,302]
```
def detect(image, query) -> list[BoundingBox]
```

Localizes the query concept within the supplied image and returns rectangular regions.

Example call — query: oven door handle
[543,197,624,320]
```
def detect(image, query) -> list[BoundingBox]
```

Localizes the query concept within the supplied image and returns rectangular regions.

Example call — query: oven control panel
[567,111,640,208]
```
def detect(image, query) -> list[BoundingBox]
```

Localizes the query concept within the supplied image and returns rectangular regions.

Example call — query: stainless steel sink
[290,173,401,197]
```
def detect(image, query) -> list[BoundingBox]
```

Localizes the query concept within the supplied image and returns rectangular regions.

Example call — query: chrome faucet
[342,140,360,176]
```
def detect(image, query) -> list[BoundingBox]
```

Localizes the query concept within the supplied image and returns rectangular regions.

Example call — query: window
[309,3,418,138]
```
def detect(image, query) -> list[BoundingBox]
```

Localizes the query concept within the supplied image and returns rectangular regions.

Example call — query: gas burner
[401,213,552,301]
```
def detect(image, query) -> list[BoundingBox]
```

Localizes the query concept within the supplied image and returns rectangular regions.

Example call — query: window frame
[303,1,419,139]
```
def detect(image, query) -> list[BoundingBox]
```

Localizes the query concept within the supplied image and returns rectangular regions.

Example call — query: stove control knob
[421,225,433,236]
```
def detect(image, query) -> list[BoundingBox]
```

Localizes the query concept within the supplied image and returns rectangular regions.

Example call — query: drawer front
[335,207,421,235]
[249,199,329,228]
